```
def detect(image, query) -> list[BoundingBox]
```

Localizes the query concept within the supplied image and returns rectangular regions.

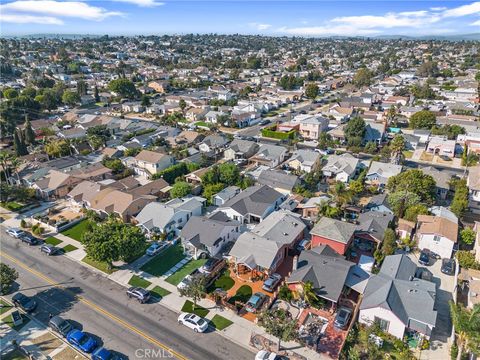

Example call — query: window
[374,316,390,331]
[433,235,441,243]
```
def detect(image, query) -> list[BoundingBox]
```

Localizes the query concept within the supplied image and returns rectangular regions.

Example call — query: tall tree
[76,80,88,96]
[305,83,319,100]
[24,117,36,144]
[387,169,436,205]
[449,302,480,360]
[13,129,27,156]
[0,263,18,295]
[409,110,436,130]
[258,309,298,352]
[179,274,206,310]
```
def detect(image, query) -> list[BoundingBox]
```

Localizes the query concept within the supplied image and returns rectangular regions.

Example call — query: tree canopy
[387,169,436,204]
[409,110,436,129]
[108,79,138,99]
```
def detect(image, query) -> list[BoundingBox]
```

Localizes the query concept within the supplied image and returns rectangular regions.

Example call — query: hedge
[152,162,199,184]
[261,126,297,140]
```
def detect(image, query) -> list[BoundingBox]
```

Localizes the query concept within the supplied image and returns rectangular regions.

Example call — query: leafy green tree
[409,110,436,129]
[416,61,439,78]
[76,80,88,96]
[62,90,80,106]
[364,141,377,154]
[349,179,364,195]
[449,302,480,360]
[387,169,436,204]
[317,201,342,219]
[170,181,192,198]
[318,132,334,150]
[203,183,225,205]
[431,125,465,140]
[24,118,36,144]
[179,274,206,310]
[0,263,18,295]
[246,56,261,69]
[353,68,373,87]
[108,79,138,99]
[305,83,319,100]
[404,204,429,222]
[387,190,421,218]
[13,129,27,156]
[390,135,405,163]
[94,85,100,102]
[461,228,476,246]
[344,117,366,144]
[450,179,469,218]
[141,95,151,107]
[45,139,71,158]
[329,181,353,206]
[258,309,298,352]
[36,88,61,111]
[3,88,18,99]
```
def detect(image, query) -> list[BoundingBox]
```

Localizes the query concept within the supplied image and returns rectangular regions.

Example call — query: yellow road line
[0,251,188,360]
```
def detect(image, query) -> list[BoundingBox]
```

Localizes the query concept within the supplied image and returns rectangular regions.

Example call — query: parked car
[255,350,284,360]
[66,329,97,353]
[441,258,455,275]
[19,233,41,246]
[296,239,311,252]
[49,316,73,337]
[126,287,150,303]
[334,307,353,330]
[418,250,431,266]
[12,292,37,312]
[262,273,282,293]
[6,227,25,238]
[40,244,61,256]
[199,257,224,275]
[177,313,209,333]
[259,119,271,126]
[245,292,268,313]
[146,242,168,256]
[92,347,116,360]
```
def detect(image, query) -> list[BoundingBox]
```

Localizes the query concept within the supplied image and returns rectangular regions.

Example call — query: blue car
[92,347,115,360]
[67,329,97,353]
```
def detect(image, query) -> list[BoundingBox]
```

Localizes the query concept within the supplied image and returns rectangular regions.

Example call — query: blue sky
[1,1,479,36]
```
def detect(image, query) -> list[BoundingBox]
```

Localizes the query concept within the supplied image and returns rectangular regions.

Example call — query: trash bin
[11,310,23,326]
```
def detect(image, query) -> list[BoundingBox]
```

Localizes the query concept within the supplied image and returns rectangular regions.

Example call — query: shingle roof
[180,215,239,248]
[135,150,168,163]
[311,217,356,244]
[417,215,458,243]
[220,185,283,217]
[356,211,395,242]
[257,170,299,192]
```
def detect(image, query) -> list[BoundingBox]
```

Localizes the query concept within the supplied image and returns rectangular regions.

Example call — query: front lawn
[62,244,78,253]
[165,259,207,286]
[128,275,151,289]
[403,150,413,159]
[209,315,233,331]
[0,202,24,212]
[181,300,209,318]
[150,286,171,299]
[207,269,234,293]
[3,313,29,331]
[140,243,185,276]
[82,256,115,274]
[0,299,12,315]
[228,285,252,305]
[61,219,90,242]
[44,237,63,246]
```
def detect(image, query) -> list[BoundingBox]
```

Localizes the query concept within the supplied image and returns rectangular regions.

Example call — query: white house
[322,153,361,183]
[416,215,458,259]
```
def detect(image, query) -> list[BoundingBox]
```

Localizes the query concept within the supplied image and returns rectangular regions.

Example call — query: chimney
[292,255,298,271]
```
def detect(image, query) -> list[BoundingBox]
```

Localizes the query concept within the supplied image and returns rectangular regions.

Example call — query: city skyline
[1,0,480,37]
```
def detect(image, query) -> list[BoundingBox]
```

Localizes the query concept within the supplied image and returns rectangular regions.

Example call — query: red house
[310,217,356,255]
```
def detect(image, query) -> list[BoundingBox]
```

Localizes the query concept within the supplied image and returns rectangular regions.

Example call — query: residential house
[31,169,82,200]
[287,245,369,307]
[214,185,285,224]
[426,136,456,158]
[69,163,113,182]
[355,211,395,246]
[228,210,306,275]
[180,212,241,259]
[249,144,289,168]
[223,139,259,161]
[364,193,393,214]
[364,120,387,145]
[421,166,453,201]
[366,162,402,187]
[257,170,300,195]
[135,196,206,237]
[310,217,357,255]
[198,134,229,155]
[133,150,174,177]
[287,149,321,173]
[296,195,331,220]
[291,114,329,140]
[397,219,416,240]
[468,165,480,208]
[359,254,437,339]
[416,214,458,259]
[322,153,361,183]
[186,108,209,122]
[212,186,241,206]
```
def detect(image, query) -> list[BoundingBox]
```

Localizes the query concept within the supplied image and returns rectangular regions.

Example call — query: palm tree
[0,151,11,182]
[329,181,352,206]
[9,157,21,184]
[302,281,319,306]
[449,302,480,360]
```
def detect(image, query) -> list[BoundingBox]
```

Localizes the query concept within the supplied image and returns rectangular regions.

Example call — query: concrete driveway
[408,253,454,359]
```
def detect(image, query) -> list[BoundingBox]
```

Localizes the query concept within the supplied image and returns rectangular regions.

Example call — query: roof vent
[283,232,288,236]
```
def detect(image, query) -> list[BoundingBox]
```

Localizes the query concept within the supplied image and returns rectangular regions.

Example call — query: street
[0,229,254,360]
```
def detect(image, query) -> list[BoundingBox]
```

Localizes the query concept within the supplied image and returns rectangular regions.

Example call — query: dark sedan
[12,292,37,312]
[441,258,455,275]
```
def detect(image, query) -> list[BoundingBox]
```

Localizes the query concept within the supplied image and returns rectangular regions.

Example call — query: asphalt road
[0,229,254,360]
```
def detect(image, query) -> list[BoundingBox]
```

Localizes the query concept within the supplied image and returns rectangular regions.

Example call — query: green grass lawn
[0,299,12,315]
[82,256,115,274]
[150,286,171,299]
[0,202,24,212]
[181,300,209,318]
[165,259,207,286]
[228,285,252,305]
[207,269,234,293]
[128,275,152,289]
[3,313,29,331]
[209,315,233,331]
[403,150,413,159]
[140,244,185,276]
[44,237,63,246]
[61,219,90,242]
[62,244,78,253]
[194,121,211,128]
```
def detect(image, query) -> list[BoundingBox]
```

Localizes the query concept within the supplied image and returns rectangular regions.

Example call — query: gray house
[223,139,259,161]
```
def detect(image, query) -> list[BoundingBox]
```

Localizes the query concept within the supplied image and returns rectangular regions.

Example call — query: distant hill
[373,33,480,41]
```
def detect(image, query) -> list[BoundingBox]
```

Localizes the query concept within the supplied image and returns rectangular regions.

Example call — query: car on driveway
[419,250,431,266]
[49,315,73,337]
[177,313,209,333]
[245,292,268,313]
[145,242,168,256]
[12,293,37,312]
[40,244,61,256]
[66,329,97,353]
[126,287,150,303]
[19,233,41,246]
[441,258,455,275]
[199,257,224,275]
[262,273,281,293]
[6,228,25,238]
[334,307,353,329]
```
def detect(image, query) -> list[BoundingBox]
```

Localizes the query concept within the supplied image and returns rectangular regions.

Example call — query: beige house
[133,150,174,177]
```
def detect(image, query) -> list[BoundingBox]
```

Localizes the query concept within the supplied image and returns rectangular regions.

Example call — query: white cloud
[278,1,480,36]
[109,0,164,7]
[0,1,123,21]
[1,13,64,25]
[471,19,480,26]
[249,22,272,31]
[430,7,447,11]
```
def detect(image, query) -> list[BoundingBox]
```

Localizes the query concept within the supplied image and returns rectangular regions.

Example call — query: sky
[0,0,479,37]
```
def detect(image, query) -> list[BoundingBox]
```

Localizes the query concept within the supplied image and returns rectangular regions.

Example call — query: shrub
[456,250,480,270]
[20,219,26,228]
[278,284,293,302]
[420,339,430,350]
